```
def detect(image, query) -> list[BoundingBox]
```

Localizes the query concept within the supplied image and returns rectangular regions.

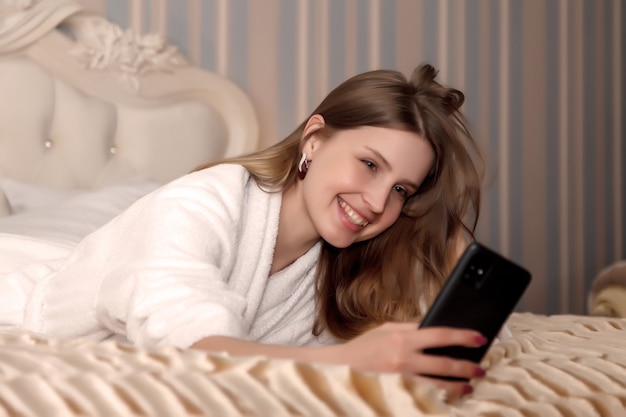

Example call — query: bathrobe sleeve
[29,165,264,348]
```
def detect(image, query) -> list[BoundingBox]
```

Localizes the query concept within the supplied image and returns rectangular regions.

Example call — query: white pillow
[1,178,80,214]
[0,179,160,244]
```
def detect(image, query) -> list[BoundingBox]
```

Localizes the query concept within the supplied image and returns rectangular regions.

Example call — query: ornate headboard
[0,0,259,216]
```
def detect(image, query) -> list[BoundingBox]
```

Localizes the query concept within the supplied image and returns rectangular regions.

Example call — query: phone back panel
[419,242,531,363]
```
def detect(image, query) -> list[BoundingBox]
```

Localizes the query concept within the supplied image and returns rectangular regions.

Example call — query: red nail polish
[474,367,486,377]
[475,335,488,345]
[463,384,474,394]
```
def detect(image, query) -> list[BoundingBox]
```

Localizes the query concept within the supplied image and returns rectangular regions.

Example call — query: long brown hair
[195,64,484,341]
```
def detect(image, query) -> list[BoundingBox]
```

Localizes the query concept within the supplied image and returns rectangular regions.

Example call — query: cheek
[379,201,404,227]
[310,164,363,196]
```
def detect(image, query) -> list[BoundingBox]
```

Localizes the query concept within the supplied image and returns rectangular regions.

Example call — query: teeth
[339,199,369,227]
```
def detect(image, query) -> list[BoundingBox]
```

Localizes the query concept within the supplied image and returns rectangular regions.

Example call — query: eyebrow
[364,146,421,191]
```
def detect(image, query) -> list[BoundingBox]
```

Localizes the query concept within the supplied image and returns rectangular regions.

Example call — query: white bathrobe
[0,164,329,349]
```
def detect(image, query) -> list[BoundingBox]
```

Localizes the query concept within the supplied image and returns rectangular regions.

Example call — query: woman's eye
[394,186,408,198]
[362,160,377,171]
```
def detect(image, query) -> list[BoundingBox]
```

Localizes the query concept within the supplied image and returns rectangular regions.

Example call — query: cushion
[1,178,80,214]
[0,178,160,244]
[588,260,626,317]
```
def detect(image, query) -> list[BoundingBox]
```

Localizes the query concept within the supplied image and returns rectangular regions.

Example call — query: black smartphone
[418,241,531,379]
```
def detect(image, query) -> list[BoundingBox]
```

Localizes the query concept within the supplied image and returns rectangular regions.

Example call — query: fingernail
[463,384,474,395]
[474,367,486,377]
[475,335,488,345]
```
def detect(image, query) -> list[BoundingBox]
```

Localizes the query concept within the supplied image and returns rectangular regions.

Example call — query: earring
[298,152,309,179]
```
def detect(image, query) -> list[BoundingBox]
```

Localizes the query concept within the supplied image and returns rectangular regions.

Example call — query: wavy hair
[194,64,484,341]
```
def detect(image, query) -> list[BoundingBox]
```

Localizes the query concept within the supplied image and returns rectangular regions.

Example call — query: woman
[1,64,484,397]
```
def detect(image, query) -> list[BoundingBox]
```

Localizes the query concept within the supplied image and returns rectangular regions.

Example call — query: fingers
[408,354,483,381]
[410,355,484,400]
[418,376,475,400]
[411,326,488,350]
[375,323,488,388]
[343,322,489,397]
[374,322,487,349]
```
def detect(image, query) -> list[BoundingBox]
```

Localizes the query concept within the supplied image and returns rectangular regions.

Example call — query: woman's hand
[321,322,487,398]
[191,322,487,399]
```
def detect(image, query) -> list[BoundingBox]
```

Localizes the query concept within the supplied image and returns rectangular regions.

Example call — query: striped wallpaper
[80,0,625,316]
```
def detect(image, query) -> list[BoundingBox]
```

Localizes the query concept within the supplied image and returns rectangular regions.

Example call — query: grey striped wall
[81,0,625,316]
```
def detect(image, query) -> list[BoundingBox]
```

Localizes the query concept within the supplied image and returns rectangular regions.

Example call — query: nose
[363,183,390,214]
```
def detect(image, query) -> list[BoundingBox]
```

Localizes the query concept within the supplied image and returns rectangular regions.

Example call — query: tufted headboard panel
[0,0,259,217]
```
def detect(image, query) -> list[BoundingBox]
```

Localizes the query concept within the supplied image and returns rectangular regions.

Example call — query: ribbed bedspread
[0,313,624,417]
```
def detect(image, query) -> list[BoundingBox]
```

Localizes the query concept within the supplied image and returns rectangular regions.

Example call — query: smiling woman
[1,62,484,399]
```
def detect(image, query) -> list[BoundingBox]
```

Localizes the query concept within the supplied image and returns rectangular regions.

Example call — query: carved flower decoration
[0,0,34,21]
[0,0,34,10]
[69,16,187,91]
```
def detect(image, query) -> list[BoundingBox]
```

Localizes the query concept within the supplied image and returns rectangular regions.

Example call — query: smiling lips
[338,198,369,227]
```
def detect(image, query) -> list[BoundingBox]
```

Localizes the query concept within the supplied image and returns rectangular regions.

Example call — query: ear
[301,114,326,155]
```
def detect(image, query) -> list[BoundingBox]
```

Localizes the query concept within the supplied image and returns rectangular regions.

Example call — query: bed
[0,0,259,224]
[0,1,625,416]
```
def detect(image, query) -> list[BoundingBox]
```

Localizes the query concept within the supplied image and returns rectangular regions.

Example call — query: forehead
[334,125,427,150]
[334,125,434,178]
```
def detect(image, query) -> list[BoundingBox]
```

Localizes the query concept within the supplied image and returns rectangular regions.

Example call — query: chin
[323,240,352,249]
[324,233,374,249]
[320,227,375,249]
[321,234,354,249]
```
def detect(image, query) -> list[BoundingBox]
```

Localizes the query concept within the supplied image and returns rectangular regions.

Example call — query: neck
[271,184,320,275]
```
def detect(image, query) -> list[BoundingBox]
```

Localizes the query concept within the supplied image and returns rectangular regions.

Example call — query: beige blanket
[0,313,624,417]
